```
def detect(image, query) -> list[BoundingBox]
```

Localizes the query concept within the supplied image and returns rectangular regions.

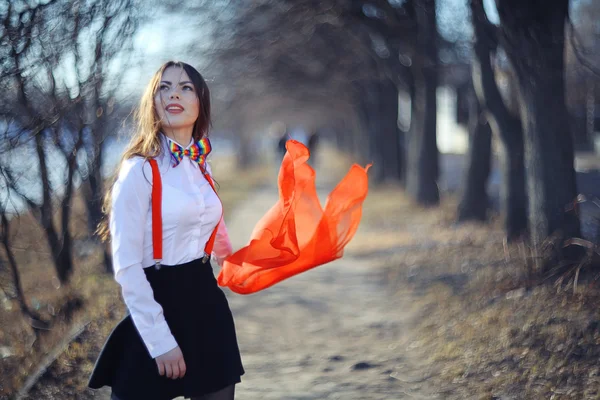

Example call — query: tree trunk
[406,0,439,205]
[500,134,528,239]
[362,81,386,183]
[84,133,112,273]
[457,89,492,221]
[352,104,372,166]
[35,134,74,284]
[470,0,527,240]
[379,79,403,181]
[58,132,80,284]
[582,79,596,151]
[350,120,369,165]
[496,0,580,246]
[1,214,35,319]
[86,152,104,234]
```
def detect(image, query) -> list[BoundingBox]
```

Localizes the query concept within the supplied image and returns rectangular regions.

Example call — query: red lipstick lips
[166,103,184,114]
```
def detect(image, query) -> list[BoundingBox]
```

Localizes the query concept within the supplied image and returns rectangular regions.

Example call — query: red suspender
[149,159,223,269]
[149,159,163,268]
[200,169,223,256]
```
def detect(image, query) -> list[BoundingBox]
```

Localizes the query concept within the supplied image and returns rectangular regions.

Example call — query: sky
[116,3,234,100]
[117,17,195,99]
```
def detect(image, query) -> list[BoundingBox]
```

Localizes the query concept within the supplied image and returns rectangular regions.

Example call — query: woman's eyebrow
[160,80,193,86]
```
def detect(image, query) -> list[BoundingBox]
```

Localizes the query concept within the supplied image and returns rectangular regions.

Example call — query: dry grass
[0,155,271,398]
[349,184,600,399]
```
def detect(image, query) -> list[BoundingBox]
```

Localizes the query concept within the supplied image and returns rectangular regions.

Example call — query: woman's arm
[110,158,178,358]
[212,218,233,266]
[205,162,233,266]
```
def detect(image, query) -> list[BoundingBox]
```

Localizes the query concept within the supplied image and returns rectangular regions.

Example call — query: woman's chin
[161,121,195,132]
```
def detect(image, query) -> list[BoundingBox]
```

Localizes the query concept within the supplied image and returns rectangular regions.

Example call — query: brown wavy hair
[97,61,211,242]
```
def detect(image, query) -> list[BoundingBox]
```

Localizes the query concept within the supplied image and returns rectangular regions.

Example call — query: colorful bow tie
[169,137,212,168]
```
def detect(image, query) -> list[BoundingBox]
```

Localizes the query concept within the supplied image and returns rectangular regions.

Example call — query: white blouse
[109,134,233,358]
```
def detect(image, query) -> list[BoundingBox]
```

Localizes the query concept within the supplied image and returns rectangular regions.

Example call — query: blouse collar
[163,133,194,149]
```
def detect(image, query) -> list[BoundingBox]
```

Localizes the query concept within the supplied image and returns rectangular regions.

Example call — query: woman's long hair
[97,61,211,242]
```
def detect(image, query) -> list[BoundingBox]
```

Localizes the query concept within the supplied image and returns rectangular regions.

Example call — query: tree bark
[1,214,35,319]
[470,0,527,240]
[35,133,74,284]
[57,129,83,284]
[496,0,580,246]
[457,88,492,221]
[406,0,439,205]
[84,131,112,273]
[358,80,386,183]
[379,78,403,181]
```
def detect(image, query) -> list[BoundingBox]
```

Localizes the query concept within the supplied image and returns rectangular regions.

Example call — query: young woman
[88,61,244,400]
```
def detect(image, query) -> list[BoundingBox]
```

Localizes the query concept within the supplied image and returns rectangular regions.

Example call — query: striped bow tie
[169,137,212,168]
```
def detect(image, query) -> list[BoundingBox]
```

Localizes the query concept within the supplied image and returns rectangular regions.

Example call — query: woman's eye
[183,85,194,91]
[160,84,169,90]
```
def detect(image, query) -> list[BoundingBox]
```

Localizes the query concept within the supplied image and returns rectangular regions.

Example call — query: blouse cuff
[142,320,179,358]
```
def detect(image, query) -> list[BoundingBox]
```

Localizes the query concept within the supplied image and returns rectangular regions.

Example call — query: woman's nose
[169,90,180,100]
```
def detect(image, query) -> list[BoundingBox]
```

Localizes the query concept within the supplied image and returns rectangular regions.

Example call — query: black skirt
[88,258,245,400]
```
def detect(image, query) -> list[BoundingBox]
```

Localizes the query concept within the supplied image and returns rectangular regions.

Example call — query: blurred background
[1,0,600,399]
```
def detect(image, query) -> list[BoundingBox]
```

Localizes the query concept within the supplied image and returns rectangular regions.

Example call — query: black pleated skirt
[88,258,245,400]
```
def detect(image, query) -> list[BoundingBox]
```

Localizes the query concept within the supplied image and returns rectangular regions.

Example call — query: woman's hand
[155,346,186,379]
[214,252,232,267]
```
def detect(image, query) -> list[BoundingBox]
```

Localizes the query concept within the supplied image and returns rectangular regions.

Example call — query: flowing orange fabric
[217,139,371,294]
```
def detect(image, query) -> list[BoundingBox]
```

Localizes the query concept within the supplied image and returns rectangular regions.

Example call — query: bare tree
[565,0,600,152]
[348,0,416,183]
[0,0,140,282]
[0,152,38,322]
[457,82,492,222]
[462,0,527,240]
[206,0,425,186]
[205,1,368,168]
[405,0,439,205]
[77,0,139,273]
[495,0,580,246]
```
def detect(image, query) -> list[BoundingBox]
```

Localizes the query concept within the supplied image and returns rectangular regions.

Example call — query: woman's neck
[163,127,193,146]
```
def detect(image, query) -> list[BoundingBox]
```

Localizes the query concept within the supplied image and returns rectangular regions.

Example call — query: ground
[10,147,600,399]
[205,188,438,400]
[39,151,440,400]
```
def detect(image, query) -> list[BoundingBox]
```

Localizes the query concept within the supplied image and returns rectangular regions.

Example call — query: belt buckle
[202,253,210,263]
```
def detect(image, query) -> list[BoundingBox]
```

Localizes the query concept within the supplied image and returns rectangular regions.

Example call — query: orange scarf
[217,139,371,294]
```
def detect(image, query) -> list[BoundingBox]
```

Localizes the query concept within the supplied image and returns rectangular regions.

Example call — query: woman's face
[154,66,200,137]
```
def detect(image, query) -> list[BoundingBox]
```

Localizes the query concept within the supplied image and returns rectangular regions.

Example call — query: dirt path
[213,151,600,399]
[206,183,438,400]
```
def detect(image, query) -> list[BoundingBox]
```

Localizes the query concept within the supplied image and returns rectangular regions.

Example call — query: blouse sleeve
[205,162,234,266]
[110,158,178,358]
[212,218,234,265]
